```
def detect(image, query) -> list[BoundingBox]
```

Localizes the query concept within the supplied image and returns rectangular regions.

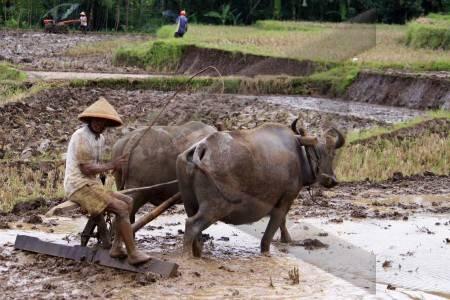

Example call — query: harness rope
[119,66,224,190]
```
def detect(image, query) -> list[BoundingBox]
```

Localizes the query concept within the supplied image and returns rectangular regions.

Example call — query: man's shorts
[69,184,111,216]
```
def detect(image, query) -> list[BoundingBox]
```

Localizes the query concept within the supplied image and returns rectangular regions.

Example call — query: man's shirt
[64,125,105,197]
[80,16,87,26]
[176,16,188,33]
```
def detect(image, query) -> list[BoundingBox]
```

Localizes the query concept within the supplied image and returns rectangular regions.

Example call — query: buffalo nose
[320,174,338,188]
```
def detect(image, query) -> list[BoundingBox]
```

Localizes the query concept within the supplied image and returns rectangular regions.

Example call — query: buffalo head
[291,119,345,188]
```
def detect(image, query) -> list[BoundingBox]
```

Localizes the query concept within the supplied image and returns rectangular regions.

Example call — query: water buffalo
[112,121,217,222]
[176,120,345,257]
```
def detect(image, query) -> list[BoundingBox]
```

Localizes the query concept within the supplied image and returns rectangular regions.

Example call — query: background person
[79,11,88,34]
[174,10,188,38]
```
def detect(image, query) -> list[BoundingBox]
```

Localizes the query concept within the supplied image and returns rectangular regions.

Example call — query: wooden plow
[15,180,182,277]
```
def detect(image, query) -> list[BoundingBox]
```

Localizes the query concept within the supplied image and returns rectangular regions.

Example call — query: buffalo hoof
[193,238,203,258]
[280,236,292,244]
[261,251,272,257]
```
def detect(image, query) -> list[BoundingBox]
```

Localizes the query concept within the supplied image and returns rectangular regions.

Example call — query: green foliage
[406,21,450,50]
[2,0,449,31]
[204,4,241,25]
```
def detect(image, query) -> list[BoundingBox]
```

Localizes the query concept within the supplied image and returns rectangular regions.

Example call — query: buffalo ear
[298,136,318,146]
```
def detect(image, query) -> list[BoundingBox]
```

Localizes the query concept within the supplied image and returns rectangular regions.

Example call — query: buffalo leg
[261,210,286,254]
[279,217,292,243]
[261,194,295,253]
[183,213,214,258]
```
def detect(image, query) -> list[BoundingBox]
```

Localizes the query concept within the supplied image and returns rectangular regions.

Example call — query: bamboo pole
[132,193,181,233]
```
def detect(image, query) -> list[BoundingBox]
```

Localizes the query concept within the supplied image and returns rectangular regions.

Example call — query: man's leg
[106,196,150,265]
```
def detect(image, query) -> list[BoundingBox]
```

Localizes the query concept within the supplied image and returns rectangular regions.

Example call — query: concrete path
[25,70,165,81]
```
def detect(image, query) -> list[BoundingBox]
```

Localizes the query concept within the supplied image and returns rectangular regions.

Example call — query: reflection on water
[290,215,450,296]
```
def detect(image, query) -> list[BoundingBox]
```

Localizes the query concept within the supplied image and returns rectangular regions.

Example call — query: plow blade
[14,235,178,278]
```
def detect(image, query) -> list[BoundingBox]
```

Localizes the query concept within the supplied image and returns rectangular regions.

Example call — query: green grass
[0,63,27,81]
[0,63,29,103]
[254,20,325,32]
[150,22,450,71]
[336,132,450,181]
[406,22,450,50]
[337,110,450,181]
[114,40,188,72]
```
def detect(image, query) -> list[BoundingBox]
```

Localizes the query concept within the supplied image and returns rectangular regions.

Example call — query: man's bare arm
[79,154,128,177]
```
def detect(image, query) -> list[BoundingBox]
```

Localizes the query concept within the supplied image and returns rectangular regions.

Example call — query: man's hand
[112,153,129,171]
[80,154,129,177]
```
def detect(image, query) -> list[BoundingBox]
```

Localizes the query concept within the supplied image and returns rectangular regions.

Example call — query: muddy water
[276,214,450,298]
[0,213,374,299]
[1,196,449,299]
[261,95,424,123]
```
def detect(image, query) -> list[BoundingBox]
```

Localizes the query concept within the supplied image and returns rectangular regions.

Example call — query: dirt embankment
[177,46,322,77]
[345,71,450,110]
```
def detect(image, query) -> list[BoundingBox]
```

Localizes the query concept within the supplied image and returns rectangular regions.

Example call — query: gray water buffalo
[112,121,217,222]
[176,120,345,257]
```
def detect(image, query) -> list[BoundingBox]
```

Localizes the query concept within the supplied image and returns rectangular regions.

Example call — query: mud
[177,45,322,77]
[346,71,450,110]
[0,87,390,160]
[0,215,374,299]
[290,174,450,220]
[0,30,146,73]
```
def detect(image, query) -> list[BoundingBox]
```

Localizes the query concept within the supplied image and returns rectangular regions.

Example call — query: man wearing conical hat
[64,97,150,265]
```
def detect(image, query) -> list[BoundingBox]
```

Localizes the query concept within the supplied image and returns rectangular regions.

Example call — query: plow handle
[132,192,181,233]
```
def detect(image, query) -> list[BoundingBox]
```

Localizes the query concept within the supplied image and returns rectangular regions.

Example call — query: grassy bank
[406,14,450,50]
[337,111,450,181]
[150,21,449,71]
[0,63,28,103]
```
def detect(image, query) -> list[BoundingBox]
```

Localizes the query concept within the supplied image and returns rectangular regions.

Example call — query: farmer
[64,97,150,265]
[174,10,188,38]
[79,11,88,34]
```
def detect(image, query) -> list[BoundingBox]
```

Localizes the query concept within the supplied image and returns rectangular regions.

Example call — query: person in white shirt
[64,97,150,265]
[79,11,88,34]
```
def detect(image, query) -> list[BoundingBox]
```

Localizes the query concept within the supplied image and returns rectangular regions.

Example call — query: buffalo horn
[290,118,306,136]
[326,128,345,149]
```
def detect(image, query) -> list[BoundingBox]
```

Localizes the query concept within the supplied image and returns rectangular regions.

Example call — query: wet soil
[0,215,371,299]
[346,71,450,110]
[290,174,450,220]
[0,30,146,73]
[0,87,385,160]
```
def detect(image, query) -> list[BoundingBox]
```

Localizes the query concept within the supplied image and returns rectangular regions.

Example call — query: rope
[119,66,224,190]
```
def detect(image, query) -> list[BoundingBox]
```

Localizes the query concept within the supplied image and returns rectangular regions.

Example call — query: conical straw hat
[78,97,123,127]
